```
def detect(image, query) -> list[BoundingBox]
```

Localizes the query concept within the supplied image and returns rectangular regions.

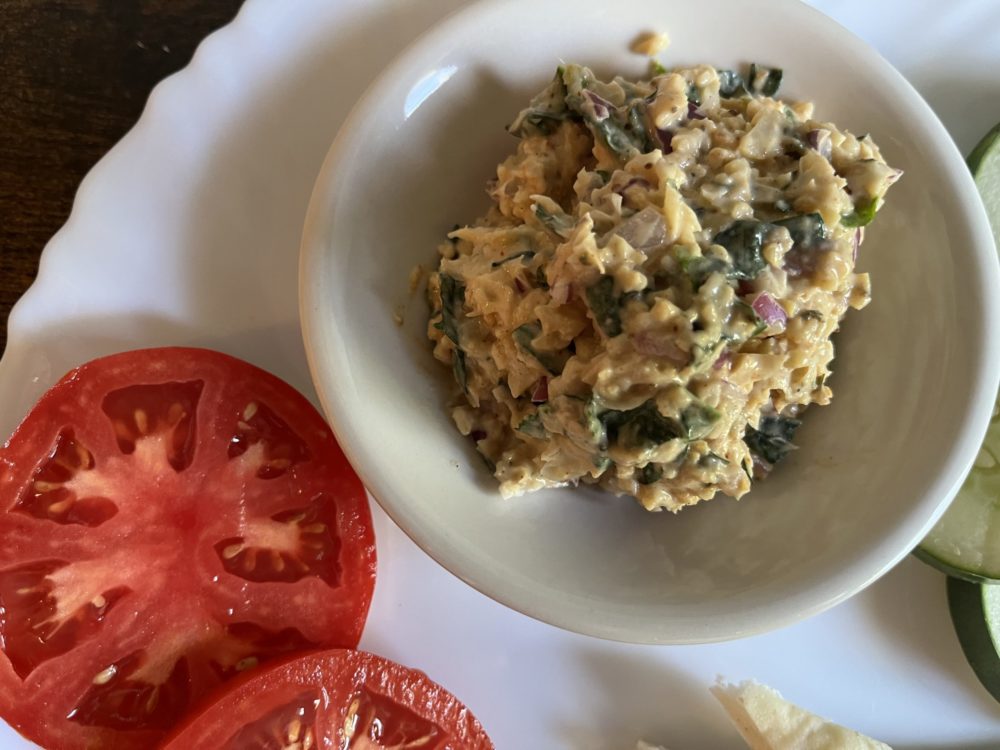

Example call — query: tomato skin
[162,649,495,750]
[0,348,377,750]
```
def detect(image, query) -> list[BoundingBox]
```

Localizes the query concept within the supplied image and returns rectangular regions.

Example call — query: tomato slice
[0,348,376,749]
[162,649,495,750]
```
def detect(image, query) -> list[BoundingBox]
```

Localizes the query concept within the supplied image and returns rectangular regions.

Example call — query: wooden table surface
[0,0,246,355]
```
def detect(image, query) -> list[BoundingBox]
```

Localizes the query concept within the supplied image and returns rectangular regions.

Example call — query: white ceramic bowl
[300,0,1000,643]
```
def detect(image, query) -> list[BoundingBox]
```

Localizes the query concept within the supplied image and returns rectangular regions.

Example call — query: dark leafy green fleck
[681,402,720,440]
[585,276,623,337]
[534,266,550,290]
[774,213,828,248]
[514,323,567,374]
[583,397,608,451]
[434,274,465,344]
[699,452,730,469]
[452,349,468,393]
[714,221,771,280]
[492,250,536,267]
[680,254,730,290]
[636,463,663,484]
[516,413,546,438]
[799,309,824,321]
[734,299,767,337]
[600,401,684,450]
[686,83,702,106]
[533,203,575,238]
[717,69,745,98]
[508,69,570,136]
[747,63,783,97]
[841,197,879,228]
[744,415,801,465]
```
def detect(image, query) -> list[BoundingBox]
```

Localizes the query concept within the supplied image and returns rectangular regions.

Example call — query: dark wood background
[0,0,246,354]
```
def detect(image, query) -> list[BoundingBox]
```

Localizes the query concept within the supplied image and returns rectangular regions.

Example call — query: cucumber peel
[947,577,1000,702]
[915,124,1000,582]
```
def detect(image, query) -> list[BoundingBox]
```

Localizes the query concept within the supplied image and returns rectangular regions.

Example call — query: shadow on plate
[557,643,741,750]
[861,556,1000,717]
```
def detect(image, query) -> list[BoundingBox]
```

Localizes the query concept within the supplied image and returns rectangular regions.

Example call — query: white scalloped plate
[2,0,999,747]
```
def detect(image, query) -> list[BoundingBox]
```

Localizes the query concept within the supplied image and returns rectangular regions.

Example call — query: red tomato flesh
[162,649,495,750]
[0,348,376,749]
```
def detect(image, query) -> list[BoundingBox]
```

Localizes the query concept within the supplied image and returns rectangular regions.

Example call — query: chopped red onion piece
[751,292,787,329]
[613,206,667,249]
[687,101,706,120]
[631,331,690,366]
[852,227,863,263]
[713,350,733,370]
[583,90,612,120]
[656,128,674,153]
[531,377,549,404]
[514,277,526,293]
[806,128,832,160]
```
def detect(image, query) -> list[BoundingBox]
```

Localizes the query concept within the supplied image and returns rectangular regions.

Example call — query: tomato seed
[47,499,72,514]
[133,409,149,435]
[92,665,117,685]
[287,718,302,742]
[221,543,244,560]
[243,402,259,421]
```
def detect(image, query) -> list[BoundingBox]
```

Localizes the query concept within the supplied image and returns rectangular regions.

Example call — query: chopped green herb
[452,349,468,393]
[534,266,549,290]
[513,322,567,374]
[600,400,684,450]
[434,274,465,344]
[516,413,546,438]
[508,69,570,136]
[585,276,623,337]
[714,220,771,280]
[593,455,613,472]
[699,452,730,469]
[774,213,828,247]
[680,254,730,289]
[636,463,663,484]
[744,415,801,465]
[841,197,879,227]
[649,60,668,77]
[681,401,720,440]
[747,63,783,97]
[717,69,745,98]
[686,83,702,106]
[532,203,575,238]
[491,250,536,267]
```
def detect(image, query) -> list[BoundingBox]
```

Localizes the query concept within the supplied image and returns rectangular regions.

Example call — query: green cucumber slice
[914,124,1000,582]
[947,577,1000,702]
[968,121,1000,254]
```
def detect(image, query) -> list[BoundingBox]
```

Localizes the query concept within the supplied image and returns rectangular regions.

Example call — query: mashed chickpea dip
[426,61,900,512]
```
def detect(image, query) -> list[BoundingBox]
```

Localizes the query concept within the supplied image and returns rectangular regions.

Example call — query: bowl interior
[300,0,999,642]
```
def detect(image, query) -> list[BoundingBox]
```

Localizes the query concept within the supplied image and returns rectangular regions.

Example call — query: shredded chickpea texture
[427,61,899,511]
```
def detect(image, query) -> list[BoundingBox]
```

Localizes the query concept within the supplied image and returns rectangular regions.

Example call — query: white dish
[3,0,1000,747]
[300,0,1000,644]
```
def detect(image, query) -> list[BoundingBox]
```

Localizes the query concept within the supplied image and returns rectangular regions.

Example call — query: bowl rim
[299,0,1000,643]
